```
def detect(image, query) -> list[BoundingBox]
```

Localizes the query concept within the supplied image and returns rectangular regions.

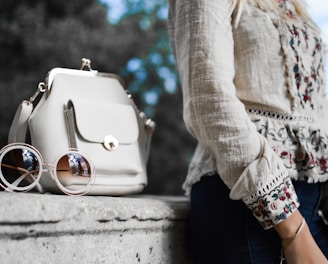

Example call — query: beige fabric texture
[168,0,327,227]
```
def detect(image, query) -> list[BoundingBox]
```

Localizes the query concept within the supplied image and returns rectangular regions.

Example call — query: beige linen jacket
[168,0,327,229]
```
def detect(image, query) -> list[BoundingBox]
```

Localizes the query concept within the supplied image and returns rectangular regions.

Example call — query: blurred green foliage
[0,0,196,195]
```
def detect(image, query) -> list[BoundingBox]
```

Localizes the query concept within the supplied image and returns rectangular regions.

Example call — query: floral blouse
[168,0,327,229]
[253,0,328,182]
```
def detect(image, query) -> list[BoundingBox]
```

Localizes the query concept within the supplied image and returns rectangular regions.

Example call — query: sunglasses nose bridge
[41,163,56,171]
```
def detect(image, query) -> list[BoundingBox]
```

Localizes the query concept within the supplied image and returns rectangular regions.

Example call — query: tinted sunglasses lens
[0,148,41,191]
[55,152,94,195]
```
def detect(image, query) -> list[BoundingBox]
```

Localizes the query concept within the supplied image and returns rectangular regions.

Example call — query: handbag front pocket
[65,99,142,176]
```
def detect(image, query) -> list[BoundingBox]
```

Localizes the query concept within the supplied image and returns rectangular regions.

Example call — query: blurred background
[0,0,326,196]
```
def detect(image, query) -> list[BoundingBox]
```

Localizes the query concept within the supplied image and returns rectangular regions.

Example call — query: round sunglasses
[0,143,95,196]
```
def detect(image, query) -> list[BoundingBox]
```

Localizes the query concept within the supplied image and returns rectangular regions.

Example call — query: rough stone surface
[0,192,190,264]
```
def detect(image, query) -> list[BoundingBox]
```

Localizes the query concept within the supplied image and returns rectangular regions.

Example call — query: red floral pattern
[251,118,328,180]
[279,0,324,110]
[245,0,325,228]
[247,177,299,228]
[277,0,296,19]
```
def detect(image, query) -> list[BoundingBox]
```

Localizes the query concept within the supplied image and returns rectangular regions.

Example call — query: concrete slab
[0,192,190,264]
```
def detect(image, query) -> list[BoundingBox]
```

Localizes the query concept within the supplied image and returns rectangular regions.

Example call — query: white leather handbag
[7,58,155,195]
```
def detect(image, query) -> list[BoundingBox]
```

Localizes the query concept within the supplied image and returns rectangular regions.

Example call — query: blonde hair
[233,0,309,26]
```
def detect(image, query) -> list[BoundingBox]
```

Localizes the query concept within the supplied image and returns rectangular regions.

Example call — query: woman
[167,0,328,263]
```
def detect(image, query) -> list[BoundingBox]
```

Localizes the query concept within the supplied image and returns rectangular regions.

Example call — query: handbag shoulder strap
[8,100,34,144]
[8,82,46,144]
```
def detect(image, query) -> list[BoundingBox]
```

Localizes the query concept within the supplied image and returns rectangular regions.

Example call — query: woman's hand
[275,210,328,264]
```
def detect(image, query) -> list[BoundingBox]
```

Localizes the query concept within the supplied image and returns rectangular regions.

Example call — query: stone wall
[0,192,190,264]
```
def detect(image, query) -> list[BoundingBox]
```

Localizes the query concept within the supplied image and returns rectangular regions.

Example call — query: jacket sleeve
[168,0,299,229]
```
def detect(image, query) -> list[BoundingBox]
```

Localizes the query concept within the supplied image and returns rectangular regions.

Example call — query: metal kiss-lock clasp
[103,135,119,151]
[80,58,93,71]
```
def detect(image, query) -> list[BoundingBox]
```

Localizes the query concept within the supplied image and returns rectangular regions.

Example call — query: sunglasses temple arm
[9,171,44,193]
[1,164,42,192]
[5,172,30,191]
[34,181,45,193]
[1,163,31,173]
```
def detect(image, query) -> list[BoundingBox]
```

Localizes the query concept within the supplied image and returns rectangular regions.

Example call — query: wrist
[280,217,305,248]
[274,210,304,239]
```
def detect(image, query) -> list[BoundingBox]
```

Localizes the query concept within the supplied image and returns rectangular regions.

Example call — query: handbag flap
[69,99,139,144]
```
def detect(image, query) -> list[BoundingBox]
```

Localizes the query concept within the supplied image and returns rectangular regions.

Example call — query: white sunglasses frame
[0,143,96,196]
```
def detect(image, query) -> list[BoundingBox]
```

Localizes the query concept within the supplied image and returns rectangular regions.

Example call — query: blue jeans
[189,174,328,264]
